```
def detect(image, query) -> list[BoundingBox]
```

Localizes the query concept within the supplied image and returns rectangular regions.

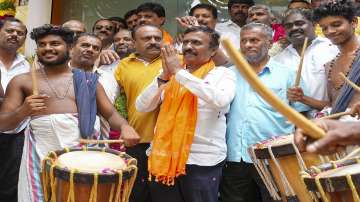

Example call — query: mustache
[289,29,304,37]
[146,44,160,50]
[183,49,197,56]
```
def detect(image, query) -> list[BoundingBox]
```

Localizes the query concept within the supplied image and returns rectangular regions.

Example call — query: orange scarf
[162,29,174,44]
[148,60,215,185]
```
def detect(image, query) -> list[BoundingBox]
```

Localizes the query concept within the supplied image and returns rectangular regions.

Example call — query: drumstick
[31,56,39,95]
[319,111,352,120]
[294,37,308,87]
[79,139,124,144]
[339,72,360,93]
[222,38,325,139]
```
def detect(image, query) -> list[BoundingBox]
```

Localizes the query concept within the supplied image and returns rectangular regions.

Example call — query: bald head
[62,20,86,36]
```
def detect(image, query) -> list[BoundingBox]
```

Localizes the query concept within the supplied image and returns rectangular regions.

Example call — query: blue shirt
[226,58,310,163]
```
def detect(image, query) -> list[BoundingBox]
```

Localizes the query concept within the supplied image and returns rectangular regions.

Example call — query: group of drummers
[1,0,360,201]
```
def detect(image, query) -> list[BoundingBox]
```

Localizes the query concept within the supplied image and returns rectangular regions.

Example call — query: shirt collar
[129,53,161,65]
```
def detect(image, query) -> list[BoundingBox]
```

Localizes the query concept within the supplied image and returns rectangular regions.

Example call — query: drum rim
[303,158,360,193]
[250,135,297,159]
[44,147,137,184]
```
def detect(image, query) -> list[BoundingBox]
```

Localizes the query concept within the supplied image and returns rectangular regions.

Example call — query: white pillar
[24,0,53,58]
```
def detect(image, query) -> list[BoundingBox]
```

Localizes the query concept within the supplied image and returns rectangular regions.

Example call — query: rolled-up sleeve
[175,68,236,109]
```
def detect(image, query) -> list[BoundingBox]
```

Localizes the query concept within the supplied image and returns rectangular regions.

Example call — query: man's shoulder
[268,58,296,75]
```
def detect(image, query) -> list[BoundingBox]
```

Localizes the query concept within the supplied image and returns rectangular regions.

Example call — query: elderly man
[136,25,236,202]
[93,18,116,50]
[114,24,163,202]
[274,9,338,116]
[137,2,173,44]
[0,25,139,202]
[220,23,309,202]
[62,20,86,36]
[216,0,255,50]
[0,17,28,202]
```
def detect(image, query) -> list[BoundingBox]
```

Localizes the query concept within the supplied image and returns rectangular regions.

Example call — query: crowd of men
[0,0,360,202]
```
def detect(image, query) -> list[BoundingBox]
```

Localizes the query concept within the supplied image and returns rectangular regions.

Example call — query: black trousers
[0,132,24,202]
[220,161,274,202]
[149,161,224,202]
[126,143,152,202]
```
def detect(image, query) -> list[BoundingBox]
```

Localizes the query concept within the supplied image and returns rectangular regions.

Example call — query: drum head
[56,151,126,173]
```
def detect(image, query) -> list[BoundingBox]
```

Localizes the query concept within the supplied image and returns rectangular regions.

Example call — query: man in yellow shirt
[114,24,162,202]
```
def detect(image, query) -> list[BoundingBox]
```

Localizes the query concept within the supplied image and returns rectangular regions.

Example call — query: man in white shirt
[0,17,29,202]
[136,26,236,202]
[273,9,338,114]
[216,0,254,50]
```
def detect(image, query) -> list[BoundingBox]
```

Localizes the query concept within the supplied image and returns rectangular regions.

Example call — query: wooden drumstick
[295,37,308,87]
[31,56,39,95]
[79,139,124,144]
[339,72,360,93]
[319,111,352,120]
[222,38,325,139]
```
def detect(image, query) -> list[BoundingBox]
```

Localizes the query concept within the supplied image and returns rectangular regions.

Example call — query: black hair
[108,16,128,29]
[228,0,255,10]
[73,32,101,46]
[283,8,313,24]
[30,24,74,44]
[184,26,220,50]
[136,2,165,17]
[288,0,311,8]
[313,0,356,22]
[92,18,116,33]
[189,3,218,19]
[124,9,138,21]
[131,24,162,40]
[0,17,27,34]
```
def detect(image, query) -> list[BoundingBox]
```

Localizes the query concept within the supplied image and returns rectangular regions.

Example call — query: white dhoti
[18,114,99,202]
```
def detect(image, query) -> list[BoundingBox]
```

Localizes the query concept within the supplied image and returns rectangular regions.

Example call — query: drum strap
[89,173,99,202]
[67,170,76,202]
[314,176,329,202]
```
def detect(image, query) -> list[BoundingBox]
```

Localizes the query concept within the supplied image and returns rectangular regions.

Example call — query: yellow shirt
[315,17,360,36]
[115,53,162,143]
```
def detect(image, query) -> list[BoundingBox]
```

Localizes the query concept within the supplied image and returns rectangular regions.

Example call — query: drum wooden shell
[303,159,360,202]
[250,135,332,202]
[42,147,137,202]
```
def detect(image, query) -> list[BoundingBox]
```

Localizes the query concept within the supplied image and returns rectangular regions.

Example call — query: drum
[302,157,360,202]
[41,147,137,202]
[249,134,338,202]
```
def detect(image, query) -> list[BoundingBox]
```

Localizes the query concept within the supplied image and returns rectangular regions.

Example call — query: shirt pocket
[253,86,286,111]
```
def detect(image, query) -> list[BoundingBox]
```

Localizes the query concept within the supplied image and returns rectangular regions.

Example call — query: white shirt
[0,53,30,92]
[216,20,241,51]
[99,60,119,75]
[136,66,236,166]
[273,37,339,101]
[96,68,120,104]
[0,53,30,133]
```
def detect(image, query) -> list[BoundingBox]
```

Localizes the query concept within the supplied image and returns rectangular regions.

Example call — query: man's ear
[159,17,165,26]
[351,17,358,31]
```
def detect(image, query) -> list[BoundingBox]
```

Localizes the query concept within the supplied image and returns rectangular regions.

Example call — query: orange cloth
[162,29,174,44]
[148,60,215,185]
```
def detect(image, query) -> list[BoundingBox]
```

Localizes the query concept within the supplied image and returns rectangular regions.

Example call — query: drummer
[220,22,310,202]
[0,25,139,202]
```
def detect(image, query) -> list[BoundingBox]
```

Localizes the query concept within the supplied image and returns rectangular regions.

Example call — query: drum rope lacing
[41,147,138,202]
[249,147,282,200]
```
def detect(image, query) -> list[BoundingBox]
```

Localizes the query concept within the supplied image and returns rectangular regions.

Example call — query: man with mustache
[0,24,139,201]
[216,0,255,50]
[114,24,163,202]
[220,23,309,202]
[93,18,116,50]
[100,29,135,74]
[274,9,338,117]
[0,17,29,202]
[137,2,173,44]
[135,25,236,202]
